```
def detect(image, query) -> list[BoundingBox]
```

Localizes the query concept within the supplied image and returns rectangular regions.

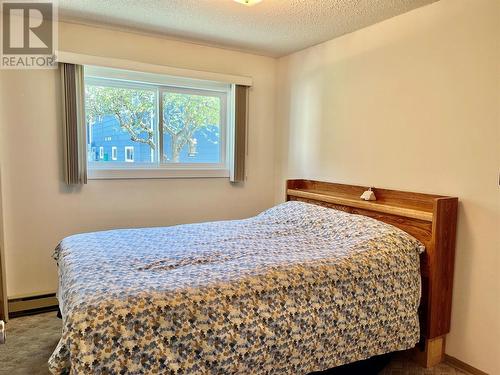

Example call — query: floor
[0,312,61,375]
[0,312,471,375]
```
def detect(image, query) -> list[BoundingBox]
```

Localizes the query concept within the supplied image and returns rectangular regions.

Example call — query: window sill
[88,168,230,180]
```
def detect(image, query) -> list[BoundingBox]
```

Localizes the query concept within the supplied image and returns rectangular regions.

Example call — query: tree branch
[115,112,156,149]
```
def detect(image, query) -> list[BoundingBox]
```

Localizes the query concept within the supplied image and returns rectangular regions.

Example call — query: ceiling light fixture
[234,0,263,6]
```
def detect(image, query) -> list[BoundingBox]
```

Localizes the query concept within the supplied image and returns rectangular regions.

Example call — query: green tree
[85,85,220,163]
[162,92,220,162]
[85,85,156,149]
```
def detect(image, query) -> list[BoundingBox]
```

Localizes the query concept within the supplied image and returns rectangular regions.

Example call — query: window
[124,146,134,162]
[84,66,231,179]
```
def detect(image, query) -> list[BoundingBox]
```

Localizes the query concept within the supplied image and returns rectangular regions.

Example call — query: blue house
[88,115,220,164]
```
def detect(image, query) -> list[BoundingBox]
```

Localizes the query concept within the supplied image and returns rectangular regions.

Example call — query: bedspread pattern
[49,201,423,374]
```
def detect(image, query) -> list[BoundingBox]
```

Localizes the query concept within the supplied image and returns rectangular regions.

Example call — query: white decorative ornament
[360,188,377,201]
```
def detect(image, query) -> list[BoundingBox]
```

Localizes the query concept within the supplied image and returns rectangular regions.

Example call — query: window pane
[85,83,157,165]
[162,91,221,164]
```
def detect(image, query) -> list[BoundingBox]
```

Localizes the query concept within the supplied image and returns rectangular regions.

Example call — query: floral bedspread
[49,201,423,374]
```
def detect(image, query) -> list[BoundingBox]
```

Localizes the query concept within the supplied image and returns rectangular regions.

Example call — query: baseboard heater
[8,293,58,317]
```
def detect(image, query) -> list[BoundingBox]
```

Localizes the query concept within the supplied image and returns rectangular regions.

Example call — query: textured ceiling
[58,0,439,57]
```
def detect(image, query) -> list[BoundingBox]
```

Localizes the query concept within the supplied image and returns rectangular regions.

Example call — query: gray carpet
[0,312,470,375]
[0,312,60,375]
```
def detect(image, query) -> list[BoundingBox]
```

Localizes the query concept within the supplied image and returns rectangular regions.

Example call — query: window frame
[111,146,117,161]
[158,86,227,170]
[124,146,134,163]
[84,66,232,180]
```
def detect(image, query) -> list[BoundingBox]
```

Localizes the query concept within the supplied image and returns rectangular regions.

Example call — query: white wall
[275,0,499,373]
[0,22,277,298]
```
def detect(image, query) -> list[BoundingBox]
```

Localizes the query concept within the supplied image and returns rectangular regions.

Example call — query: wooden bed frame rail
[286,179,458,368]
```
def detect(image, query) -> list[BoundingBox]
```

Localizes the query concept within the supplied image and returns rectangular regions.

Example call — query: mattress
[49,201,424,374]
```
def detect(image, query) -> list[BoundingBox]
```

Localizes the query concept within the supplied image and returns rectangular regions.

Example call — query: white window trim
[99,146,104,159]
[88,167,230,179]
[111,147,117,160]
[124,146,134,163]
[85,67,233,180]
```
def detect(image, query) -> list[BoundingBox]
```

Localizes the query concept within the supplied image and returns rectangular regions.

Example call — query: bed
[49,180,458,374]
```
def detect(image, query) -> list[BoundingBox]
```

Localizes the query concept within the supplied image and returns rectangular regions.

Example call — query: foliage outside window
[84,66,230,179]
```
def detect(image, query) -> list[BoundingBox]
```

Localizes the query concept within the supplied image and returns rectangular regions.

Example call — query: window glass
[86,83,157,166]
[83,66,230,178]
[125,146,134,162]
[161,90,222,164]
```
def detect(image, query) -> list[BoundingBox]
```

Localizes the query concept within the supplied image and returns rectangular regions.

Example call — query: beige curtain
[231,85,249,183]
[61,63,87,184]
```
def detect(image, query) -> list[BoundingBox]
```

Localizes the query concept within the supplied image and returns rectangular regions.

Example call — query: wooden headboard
[286,179,458,367]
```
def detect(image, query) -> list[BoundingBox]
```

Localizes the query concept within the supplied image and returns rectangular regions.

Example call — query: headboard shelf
[286,179,458,367]
[287,188,433,221]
